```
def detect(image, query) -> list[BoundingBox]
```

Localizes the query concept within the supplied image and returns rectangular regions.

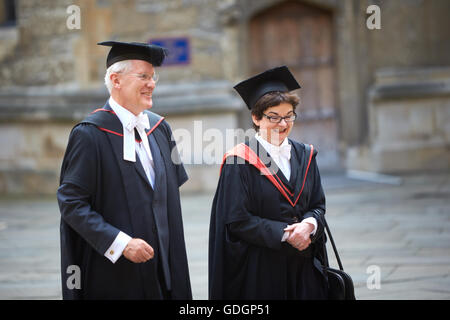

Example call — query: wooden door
[249,0,339,169]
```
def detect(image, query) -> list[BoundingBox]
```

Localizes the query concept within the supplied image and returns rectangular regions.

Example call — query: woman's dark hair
[251,91,300,131]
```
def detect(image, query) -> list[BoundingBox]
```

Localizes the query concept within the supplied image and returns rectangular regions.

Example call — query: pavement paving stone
[0,171,448,300]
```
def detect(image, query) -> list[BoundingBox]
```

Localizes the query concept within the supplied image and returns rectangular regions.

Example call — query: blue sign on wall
[149,37,190,66]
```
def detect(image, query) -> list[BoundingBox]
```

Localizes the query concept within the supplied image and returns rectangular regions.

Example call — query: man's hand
[123,238,154,263]
[284,222,314,251]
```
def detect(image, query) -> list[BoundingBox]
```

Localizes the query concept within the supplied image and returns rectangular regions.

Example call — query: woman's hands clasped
[284,222,314,251]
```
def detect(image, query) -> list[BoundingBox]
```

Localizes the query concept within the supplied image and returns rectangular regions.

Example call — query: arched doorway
[249,0,340,169]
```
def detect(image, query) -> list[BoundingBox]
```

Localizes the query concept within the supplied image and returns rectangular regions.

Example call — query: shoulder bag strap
[323,217,344,271]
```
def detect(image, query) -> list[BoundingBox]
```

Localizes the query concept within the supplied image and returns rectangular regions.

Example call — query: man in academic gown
[57,41,192,299]
[209,66,328,299]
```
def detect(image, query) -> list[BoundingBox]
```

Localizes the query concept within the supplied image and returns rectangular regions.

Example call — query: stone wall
[0,0,243,195]
[348,66,450,173]
[0,0,79,88]
[0,0,450,195]
[343,0,450,173]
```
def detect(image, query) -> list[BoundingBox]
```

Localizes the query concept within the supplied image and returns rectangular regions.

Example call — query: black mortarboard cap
[98,41,168,68]
[233,66,301,109]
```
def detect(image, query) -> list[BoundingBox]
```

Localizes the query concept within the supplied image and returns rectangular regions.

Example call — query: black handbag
[323,217,356,300]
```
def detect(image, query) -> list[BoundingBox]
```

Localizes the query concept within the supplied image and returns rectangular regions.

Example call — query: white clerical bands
[123,113,152,162]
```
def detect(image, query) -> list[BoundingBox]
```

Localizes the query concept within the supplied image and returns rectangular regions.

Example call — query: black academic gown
[209,138,328,300]
[57,102,192,300]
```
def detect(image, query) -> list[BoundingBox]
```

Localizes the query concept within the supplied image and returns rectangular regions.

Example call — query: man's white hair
[104,60,133,94]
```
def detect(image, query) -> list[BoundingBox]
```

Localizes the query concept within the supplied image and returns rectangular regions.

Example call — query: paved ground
[0,171,449,300]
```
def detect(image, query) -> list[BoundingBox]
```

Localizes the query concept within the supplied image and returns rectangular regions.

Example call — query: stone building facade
[0,0,449,195]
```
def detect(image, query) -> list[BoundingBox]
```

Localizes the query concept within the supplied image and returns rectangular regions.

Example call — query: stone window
[0,0,16,27]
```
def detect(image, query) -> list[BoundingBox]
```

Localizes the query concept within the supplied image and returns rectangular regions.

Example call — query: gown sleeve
[218,160,287,250]
[161,120,188,187]
[301,156,326,243]
[57,124,120,256]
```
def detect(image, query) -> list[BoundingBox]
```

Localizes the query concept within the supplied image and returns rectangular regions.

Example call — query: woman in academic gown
[209,66,329,300]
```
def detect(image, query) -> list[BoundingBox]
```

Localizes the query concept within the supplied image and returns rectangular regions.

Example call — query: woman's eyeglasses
[262,113,297,123]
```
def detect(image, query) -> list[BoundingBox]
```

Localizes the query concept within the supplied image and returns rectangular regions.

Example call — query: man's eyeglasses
[132,72,159,83]
[262,112,297,123]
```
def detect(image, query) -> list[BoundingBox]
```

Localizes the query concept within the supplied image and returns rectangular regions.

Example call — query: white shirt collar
[108,96,140,129]
[108,96,152,162]
[255,133,291,179]
[255,133,290,153]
